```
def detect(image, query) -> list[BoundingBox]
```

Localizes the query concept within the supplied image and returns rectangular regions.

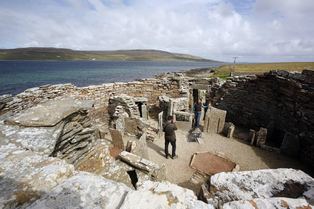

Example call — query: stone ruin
[0,69,314,208]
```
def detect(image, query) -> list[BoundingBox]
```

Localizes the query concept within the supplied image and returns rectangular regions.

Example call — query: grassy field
[212,62,314,79]
[0,47,218,62]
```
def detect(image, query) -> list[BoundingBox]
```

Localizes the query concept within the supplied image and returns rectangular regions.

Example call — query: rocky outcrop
[199,168,314,208]
[28,172,132,209]
[0,145,74,209]
[120,181,214,209]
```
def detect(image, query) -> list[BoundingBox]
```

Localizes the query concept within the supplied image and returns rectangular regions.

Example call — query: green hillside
[0,47,218,62]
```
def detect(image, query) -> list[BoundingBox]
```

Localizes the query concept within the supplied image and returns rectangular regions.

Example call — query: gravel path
[147,127,314,194]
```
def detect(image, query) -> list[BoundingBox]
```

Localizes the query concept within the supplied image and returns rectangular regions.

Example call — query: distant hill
[0,47,218,62]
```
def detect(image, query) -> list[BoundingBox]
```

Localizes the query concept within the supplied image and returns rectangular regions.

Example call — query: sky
[0,0,313,62]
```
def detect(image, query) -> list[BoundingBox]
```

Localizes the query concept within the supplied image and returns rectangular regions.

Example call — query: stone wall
[211,69,314,167]
[0,73,190,125]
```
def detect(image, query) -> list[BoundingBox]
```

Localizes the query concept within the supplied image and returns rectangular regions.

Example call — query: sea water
[0,61,227,96]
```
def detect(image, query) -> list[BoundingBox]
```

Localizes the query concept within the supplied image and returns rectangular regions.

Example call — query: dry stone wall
[0,73,190,125]
[211,69,314,167]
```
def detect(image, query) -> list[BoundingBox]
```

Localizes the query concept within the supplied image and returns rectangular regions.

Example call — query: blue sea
[0,61,227,96]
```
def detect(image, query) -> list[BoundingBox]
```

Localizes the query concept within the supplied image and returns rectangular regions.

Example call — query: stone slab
[0,120,64,156]
[190,152,236,175]
[4,98,94,127]
[204,106,226,134]
[109,128,125,150]
[280,132,300,157]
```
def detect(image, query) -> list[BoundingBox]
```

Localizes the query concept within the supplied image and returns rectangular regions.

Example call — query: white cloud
[0,0,313,62]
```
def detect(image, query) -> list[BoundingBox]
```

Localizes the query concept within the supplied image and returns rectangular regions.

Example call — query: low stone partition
[211,69,314,168]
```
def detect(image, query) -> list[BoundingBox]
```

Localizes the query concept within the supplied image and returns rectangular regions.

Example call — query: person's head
[197,98,202,103]
[167,115,173,121]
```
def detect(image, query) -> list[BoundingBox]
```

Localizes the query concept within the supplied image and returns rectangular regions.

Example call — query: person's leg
[171,140,176,157]
[195,112,201,128]
[165,140,170,158]
[194,112,198,128]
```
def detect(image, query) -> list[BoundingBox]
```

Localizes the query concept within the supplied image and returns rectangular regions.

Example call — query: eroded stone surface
[0,120,64,156]
[0,145,74,209]
[222,197,313,209]
[28,172,132,209]
[120,181,215,209]
[4,98,94,127]
[209,168,314,205]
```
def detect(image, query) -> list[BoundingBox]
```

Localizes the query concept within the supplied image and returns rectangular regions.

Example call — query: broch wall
[210,69,314,168]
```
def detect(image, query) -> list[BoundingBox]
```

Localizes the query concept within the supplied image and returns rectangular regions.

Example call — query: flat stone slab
[4,98,94,127]
[190,152,236,175]
[0,120,64,156]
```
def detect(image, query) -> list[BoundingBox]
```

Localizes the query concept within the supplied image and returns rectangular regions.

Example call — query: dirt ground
[144,121,314,195]
[106,121,314,195]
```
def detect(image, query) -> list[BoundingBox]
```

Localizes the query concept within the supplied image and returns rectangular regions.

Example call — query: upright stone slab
[158,111,163,139]
[109,128,125,150]
[222,122,235,138]
[167,98,173,116]
[141,104,148,120]
[256,127,267,148]
[138,129,149,160]
[249,129,256,145]
[116,112,128,135]
[204,106,227,134]
[280,132,300,157]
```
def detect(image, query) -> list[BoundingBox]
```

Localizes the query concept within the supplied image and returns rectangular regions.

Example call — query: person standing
[191,98,208,129]
[163,115,178,159]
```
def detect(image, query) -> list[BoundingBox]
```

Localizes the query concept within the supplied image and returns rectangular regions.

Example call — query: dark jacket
[163,122,177,142]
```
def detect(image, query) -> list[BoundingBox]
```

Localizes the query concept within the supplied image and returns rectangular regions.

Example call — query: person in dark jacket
[191,98,208,129]
[163,115,178,159]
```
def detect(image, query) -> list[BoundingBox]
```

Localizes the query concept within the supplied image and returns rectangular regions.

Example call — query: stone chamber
[0,70,314,208]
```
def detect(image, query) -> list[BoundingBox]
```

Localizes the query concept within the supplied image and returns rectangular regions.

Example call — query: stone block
[99,159,135,190]
[119,151,166,182]
[256,127,267,148]
[204,106,227,134]
[222,122,235,138]
[109,128,125,150]
[280,132,300,157]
